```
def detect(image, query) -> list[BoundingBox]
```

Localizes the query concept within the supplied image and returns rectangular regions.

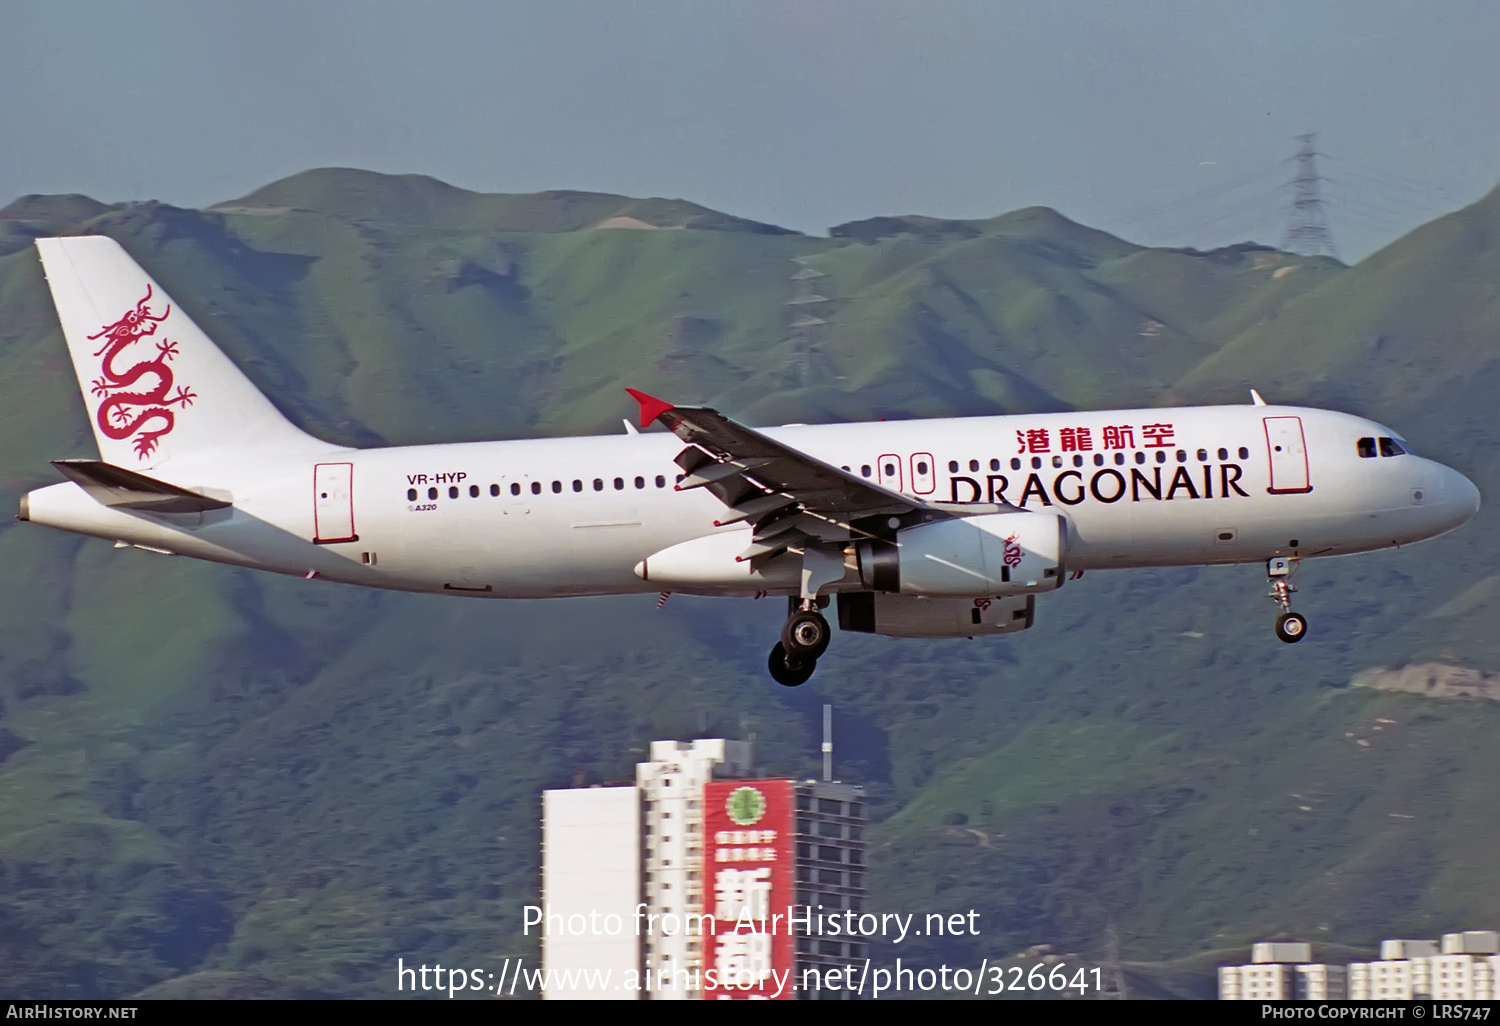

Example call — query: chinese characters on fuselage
[965,423,1251,507]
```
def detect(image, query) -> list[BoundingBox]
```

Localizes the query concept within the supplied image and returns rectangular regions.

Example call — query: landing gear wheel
[781,610,831,659]
[1275,611,1308,644]
[768,642,817,687]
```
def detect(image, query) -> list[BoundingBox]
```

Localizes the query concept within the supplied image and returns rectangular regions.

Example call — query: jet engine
[854,510,1067,597]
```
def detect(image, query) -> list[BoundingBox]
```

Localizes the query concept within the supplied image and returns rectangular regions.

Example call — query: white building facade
[1219,931,1499,1000]
[635,739,753,999]
[540,786,643,1000]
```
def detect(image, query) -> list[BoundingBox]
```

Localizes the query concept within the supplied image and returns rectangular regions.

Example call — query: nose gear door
[1264,416,1312,494]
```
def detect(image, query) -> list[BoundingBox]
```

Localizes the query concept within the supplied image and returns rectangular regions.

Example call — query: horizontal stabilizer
[52,459,231,513]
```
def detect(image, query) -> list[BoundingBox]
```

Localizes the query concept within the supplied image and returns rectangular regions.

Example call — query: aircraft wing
[627,389,1011,565]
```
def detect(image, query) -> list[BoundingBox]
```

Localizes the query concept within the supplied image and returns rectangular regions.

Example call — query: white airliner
[18,237,1481,685]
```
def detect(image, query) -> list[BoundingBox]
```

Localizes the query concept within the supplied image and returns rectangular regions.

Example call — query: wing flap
[627,389,922,525]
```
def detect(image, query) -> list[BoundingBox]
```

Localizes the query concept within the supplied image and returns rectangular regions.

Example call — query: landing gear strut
[1267,557,1307,644]
[768,598,830,686]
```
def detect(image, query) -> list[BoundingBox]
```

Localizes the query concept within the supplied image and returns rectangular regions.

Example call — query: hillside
[0,170,1497,998]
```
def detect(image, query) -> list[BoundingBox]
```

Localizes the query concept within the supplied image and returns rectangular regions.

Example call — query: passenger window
[428,487,438,500]
[1114,452,1125,466]
[1134,452,1146,465]
[1072,454,1084,468]
[1197,449,1207,462]
[470,485,480,498]
[968,459,979,472]
[593,478,604,491]
[948,460,959,473]
[407,488,417,501]
[614,477,624,490]
[635,476,645,489]
[1093,453,1104,467]
[989,458,1000,471]
[1010,458,1021,471]
[1218,447,1228,461]
[512,483,521,496]
[1155,450,1167,464]
[1379,437,1405,457]
[1031,456,1042,470]
[1052,455,1063,469]
[916,461,929,475]
[448,486,459,499]
[1176,449,1187,463]
[861,465,872,478]
[1238,447,1250,460]
[552,481,562,493]
[1357,437,1377,459]
[655,475,666,488]
[532,482,541,495]
[573,480,583,492]
[489,484,499,497]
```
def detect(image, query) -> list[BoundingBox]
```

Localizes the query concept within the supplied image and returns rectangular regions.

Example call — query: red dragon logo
[1002,534,1024,568]
[86,286,196,460]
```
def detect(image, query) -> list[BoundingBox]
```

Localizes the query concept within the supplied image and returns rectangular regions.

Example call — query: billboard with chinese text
[701,779,796,999]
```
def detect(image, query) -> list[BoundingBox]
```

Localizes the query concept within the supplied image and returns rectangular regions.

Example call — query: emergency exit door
[909,452,936,494]
[1264,417,1312,494]
[314,462,359,543]
[877,453,903,492]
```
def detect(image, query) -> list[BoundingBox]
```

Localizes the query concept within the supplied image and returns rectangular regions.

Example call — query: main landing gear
[768,599,830,687]
[1267,557,1307,644]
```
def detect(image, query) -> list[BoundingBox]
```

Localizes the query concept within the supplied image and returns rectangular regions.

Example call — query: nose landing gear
[1267,557,1307,644]
[768,598,830,686]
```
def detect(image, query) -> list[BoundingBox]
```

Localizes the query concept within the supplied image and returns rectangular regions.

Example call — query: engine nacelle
[838,591,1035,638]
[855,511,1066,597]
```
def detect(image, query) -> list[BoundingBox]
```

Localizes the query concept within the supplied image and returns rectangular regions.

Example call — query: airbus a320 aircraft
[18,237,1481,684]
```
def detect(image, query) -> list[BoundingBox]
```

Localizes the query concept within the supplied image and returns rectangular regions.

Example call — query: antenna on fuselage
[1250,389,1268,406]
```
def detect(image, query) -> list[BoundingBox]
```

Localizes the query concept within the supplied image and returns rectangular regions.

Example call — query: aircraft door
[909,453,936,495]
[1264,416,1312,494]
[313,462,358,543]
[878,453,903,492]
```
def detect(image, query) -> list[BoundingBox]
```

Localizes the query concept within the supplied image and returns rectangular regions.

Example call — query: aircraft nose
[1447,465,1481,523]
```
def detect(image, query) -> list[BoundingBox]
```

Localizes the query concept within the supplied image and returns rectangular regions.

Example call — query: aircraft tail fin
[34,236,319,469]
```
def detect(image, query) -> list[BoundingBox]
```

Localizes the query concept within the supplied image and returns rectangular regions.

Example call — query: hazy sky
[5,1,1498,261]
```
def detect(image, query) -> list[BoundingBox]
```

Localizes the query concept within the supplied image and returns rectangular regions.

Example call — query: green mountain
[0,170,1497,998]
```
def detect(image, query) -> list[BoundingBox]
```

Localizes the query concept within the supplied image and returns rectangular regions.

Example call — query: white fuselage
[21,403,1480,599]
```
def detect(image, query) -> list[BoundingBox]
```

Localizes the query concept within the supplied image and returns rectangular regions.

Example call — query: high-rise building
[539,786,642,1000]
[637,739,753,999]
[540,737,867,1000]
[792,780,868,992]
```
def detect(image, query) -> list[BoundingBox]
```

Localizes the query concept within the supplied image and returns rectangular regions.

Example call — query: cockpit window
[1357,437,1377,459]
[1379,437,1406,457]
